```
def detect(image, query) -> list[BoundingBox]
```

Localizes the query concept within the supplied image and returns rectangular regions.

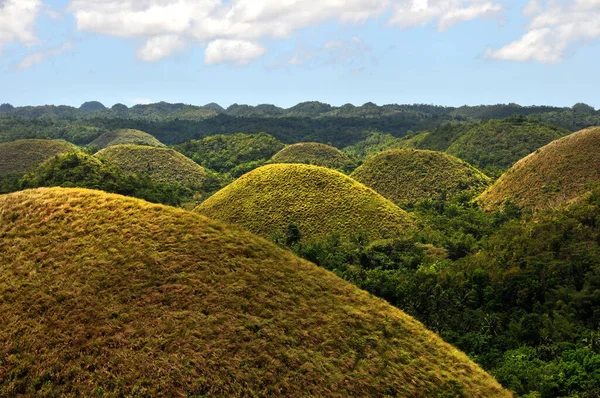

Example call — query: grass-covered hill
[0,139,78,177]
[89,128,165,150]
[96,144,208,190]
[478,127,600,212]
[195,164,414,242]
[351,149,491,207]
[0,187,509,397]
[416,116,570,173]
[269,142,356,171]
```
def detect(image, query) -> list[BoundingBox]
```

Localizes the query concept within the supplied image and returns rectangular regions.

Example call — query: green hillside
[351,149,490,207]
[416,117,569,173]
[195,164,414,242]
[0,139,78,177]
[269,142,356,171]
[96,144,209,190]
[89,129,165,150]
[478,127,600,212]
[0,187,509,397]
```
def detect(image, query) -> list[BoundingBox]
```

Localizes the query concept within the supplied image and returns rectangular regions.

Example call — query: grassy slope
[196,164,414,242]
[0,139,78,177]
[478,127,600,211]
[269,142,355,170]
[0,188,509,397]
[96,144,207,189]
[90,129,165,150]
[351,149,491,206]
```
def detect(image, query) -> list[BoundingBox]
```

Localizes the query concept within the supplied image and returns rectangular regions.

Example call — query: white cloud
[66,0,503,64]
[16,41,73,70]
[0,0,42,51]
[487,0,600,63]
[204,40,266,65]
[137,35,186,62]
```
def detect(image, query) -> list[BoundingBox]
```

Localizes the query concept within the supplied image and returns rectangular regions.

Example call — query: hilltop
[0,187,509,397]
[96,144,208,190]
[89,129,165,150]
[478,127,600,211]
[0,139,78,177]
[351,149,490,206]
[269,142,356,171]
[195,164,414,242]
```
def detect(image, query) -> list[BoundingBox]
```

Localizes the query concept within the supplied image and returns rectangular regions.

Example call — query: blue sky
[1,0,599,109]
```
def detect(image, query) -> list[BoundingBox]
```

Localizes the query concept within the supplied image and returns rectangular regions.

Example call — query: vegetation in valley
[195,164,414,242]
[0,187,509,397]
[478,127,600,212]
[96,144,215,193]
[89,128,165,150]
[268,142,357,172]
[0,139,79,177]
[173,132,285,177]
[351,149,490,207]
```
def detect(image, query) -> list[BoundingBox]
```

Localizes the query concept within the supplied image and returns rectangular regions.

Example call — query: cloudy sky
[1,0,599,108]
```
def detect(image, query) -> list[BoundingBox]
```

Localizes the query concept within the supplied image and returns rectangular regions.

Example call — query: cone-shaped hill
[96,144,208,190]
[269,142,355,171]
[0,187,509,397]
[0,139,78,177]
[351,149,491,206]
[478,127,600,212]
[90,129,165,150]
[195,164,414,242]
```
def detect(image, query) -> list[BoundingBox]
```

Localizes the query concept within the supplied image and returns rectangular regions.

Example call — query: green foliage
[173,132,285,177]
[479,127,600,212]
[196,164,414,242]
[19,152,191,206]
[0,187,509,397]
[351,149,490,207]
[269,142,357,172]
[89,129,165,151]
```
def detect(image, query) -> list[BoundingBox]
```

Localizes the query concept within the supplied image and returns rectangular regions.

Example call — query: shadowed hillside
[0,188,509,397]
[351,149,490,207]
[195,164,414,241]
[0,139,78,177]
[96,144,208,190]
[478,127,600,211]
[89,129,165,150]
[269,142,356,171]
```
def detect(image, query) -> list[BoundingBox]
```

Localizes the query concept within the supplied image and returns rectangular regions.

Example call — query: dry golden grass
[0,139,78,177]
[351,149,491,206]
[478,127,600,212]
[195,163,414,242]
[96,144,208,190]
[0,187,510,397]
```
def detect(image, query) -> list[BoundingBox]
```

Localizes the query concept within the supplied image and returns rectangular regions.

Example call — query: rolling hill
[478,127,600,212]
[269,142,356,171]
[0,139,78,177]
[89,129,165,150]
[96,144,208,190]
[0,187,509,397]
[351,149,491,206]
[195,164,414,242]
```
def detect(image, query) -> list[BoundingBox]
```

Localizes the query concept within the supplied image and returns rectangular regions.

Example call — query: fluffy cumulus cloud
[487,0,600,63]
[0,0,42,51]
[66,0,503,65]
